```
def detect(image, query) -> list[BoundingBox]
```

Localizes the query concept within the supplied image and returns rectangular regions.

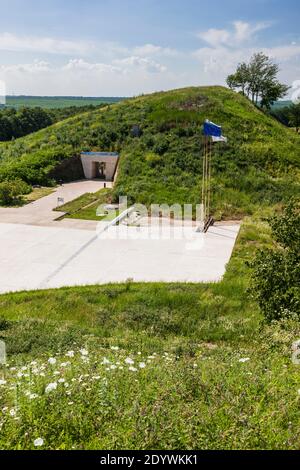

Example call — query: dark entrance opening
[92,162,106,180]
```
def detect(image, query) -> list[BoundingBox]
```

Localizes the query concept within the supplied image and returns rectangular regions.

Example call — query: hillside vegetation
[0,86,299,218]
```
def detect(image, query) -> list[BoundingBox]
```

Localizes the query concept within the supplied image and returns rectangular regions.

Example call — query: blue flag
[203,120,222,137]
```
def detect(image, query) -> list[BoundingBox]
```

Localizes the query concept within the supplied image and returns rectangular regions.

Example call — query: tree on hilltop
[227,52,289,110]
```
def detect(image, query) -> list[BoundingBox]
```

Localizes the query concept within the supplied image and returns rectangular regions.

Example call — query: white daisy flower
[125,358,134,365]
[45,382,58,394]
[34,438,44,447]
[239,358,250,363]
[66,351,75,358]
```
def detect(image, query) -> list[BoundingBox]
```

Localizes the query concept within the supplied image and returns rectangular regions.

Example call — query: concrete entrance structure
[80,152,119,181]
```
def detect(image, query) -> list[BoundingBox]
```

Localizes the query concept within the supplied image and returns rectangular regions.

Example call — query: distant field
[271,100,292,109]
[4,96,126,109]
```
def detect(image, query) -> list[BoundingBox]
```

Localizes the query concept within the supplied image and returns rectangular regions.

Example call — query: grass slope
[0,218,300,449]
[0,86,299,218]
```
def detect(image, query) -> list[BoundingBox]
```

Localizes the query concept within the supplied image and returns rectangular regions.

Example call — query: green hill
[0,86,299,218]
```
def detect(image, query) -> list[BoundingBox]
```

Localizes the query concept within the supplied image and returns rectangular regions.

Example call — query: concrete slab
[0,222,240,294]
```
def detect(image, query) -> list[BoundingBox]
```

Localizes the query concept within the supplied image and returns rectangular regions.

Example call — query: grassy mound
[0,86,299,218]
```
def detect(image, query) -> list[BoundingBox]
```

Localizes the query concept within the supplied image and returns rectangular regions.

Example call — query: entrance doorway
[92,162,106,180]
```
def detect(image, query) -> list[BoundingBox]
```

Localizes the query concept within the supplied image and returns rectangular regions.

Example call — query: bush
[0,178,32,205]
[250,200,300,321]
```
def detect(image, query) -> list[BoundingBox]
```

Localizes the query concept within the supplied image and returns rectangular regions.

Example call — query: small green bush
[250,200,300,321]
[0,178,31,205]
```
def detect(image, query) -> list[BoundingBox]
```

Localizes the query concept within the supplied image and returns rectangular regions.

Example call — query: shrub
[250,200,300,321]
[0,178,32,205]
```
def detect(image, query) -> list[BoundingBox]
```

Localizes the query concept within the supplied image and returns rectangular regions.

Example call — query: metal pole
[207,138,212,218]
[202,136,207,223]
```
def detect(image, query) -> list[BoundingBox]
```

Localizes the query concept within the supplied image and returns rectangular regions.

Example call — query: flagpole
[201,120,227,233]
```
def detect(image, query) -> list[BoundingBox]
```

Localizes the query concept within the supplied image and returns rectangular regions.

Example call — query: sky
[0,0,299,97]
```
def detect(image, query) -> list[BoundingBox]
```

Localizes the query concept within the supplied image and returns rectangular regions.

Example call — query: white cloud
[197,21,271,47]
[113,56,167,73]
[0,57,172,96]
[132,44,178,57]
[0,60,50,74]
[0,32,93,55]
[63,59,121,74]
[193,21,300,94]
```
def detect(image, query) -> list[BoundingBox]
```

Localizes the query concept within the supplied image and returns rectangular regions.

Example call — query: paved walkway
[0,180,111,228]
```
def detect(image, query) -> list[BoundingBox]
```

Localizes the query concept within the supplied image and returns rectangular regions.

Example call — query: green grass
[24,187,55,203]
[1,217,300,449]
[54,188,113,221]
[0,86,299,219]
[4,96,126,109]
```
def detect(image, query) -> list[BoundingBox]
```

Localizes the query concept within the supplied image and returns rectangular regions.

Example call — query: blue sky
[0,0,299,96]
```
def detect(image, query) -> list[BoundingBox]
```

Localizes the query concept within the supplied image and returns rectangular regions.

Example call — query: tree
[250,200,300,322]
[288,103,300,132]
[227,52,289,110]
[226,62,249,96]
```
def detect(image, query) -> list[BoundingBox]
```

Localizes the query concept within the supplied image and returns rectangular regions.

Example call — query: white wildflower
[0,379,7,386]
[139,363,146,369]
[125,358,134,365]
[60,362,70,368]
[239,358,250,363]
[66,351,75,358]
[29,394,38,400]
[111,346,119,351]
[45,382,57,394]
[102,357,110,365]
[34,438,44,447]
[9,409,16,417]
[48,358,56,365]
[129,366,138,372]
[80,349,89,356]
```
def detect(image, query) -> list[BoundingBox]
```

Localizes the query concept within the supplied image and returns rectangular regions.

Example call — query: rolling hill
[0,86,299,218]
